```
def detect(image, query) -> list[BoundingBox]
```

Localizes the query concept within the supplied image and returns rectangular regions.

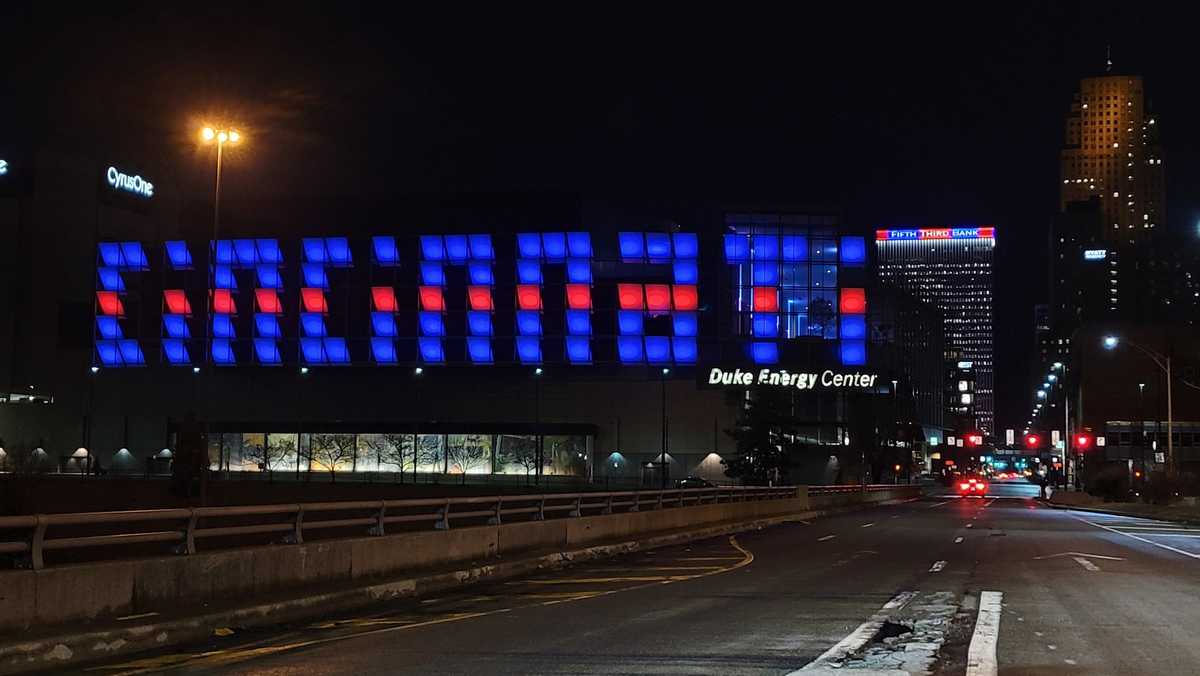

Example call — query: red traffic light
[965,433,984,447]
[1024,433,1041,449]
[1074,433,1093,450]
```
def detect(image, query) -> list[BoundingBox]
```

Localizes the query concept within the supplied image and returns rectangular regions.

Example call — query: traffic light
[1074,432,1093,450]
[965,432,984,447]
[1024,433,1041,449]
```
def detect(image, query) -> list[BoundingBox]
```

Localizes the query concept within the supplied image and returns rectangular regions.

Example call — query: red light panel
[672,285,698,311]
[301,288,328,313]
[645,284,671,312]
[96,291,125,316]
[163,290,192,315]
[565,284,592,310]
[978,226,995,238]
[255,289,283,314]
[617,283,643,310]
[210,289,236,314]
[468,286,494,311]
[752,287,778,313]
[419,286,445,312]
[516,284,542,310]
[875,229,891,240]
[372,287,398,313]
[840,287,866,314]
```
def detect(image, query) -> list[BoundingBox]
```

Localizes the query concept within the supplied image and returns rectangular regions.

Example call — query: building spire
[1105,44,1113,73]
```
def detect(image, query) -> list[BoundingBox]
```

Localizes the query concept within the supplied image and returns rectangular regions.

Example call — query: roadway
[81,479,1200,675]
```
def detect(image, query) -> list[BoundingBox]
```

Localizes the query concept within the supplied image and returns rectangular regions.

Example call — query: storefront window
[359,433,413,473]
[415,434,445,474]
[447,434,493,474]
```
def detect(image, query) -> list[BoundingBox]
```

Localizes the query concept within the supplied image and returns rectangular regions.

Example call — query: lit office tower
[1060,72,1164,243]
[875,227,995,435]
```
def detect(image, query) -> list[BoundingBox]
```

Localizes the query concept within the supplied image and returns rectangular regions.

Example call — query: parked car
[676,476,715,489]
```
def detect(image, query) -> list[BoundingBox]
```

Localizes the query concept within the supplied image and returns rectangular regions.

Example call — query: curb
[1044,500,1200,526]
[0,509,832,674]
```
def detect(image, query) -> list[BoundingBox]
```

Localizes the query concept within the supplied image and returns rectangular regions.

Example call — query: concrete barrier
[0,485,915,635]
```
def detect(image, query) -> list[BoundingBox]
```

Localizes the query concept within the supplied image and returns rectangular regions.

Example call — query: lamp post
[534,367,543,486]
[1104,336,1174,479]
[200,127,241,241]
[660,367,670,490]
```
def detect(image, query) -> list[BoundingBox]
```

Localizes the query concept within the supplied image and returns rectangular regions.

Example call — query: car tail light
[959,483,970,490]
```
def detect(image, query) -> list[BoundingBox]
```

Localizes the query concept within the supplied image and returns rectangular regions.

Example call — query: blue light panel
[211,338,236,365]
[752,314,778,338]
[565,310,591,336]
[98,267,125,292]
[301,338,325,364]
[165,241,192,268]
[445,235,469,263]
[301,313,327,338]
[467,311,493,336]
[645,233,671,262]
[567,232,592,257]
[96,340,122,366]
[324,337,350,363]
[120,242,148,269]
[645,336,671,363]
[420,261,446,286]
[617,336,643,363]
[618,311,644,336]
[372,236,399,265]
[98,243,122,267]
[256,264,282,289]
[326,237,352,266]
[517,259,542,284]
[419,337,445,363]
[840,340,867,366]
[162,315,188,339]
[213,265,237,290]
[782,235,808,261]
[468,234,494,260]
[302,238,327,263]
[672,233,698,259]
[673,260,698,284]
[516,310,542,336]
[234,239,257,266]
[420,235,445,261]
[212,315,236,339]
[214,240,235,265]
[566,258,591,283]
[672,337,697,363]
[752,235,778,260]
[751,342,779,364]
[467,337,494,363]
[724,234,750,262]
[254,338,281,364]
[517,233,542,259]
[371,312,397,337]
[302,263,329,289]
[542,232,567,261]
[97,316,124,340]
[256,239,282,265]
[371,337,397,363]
[840,315,866,340]
[118,339,145,365]
[566,336,591,363]
[840,236,866,264]
[673,312,698,337]
[468,262,494,285]
[752,262,779,286]
[618,232,644,261]
[163,339,190,365]
[255,314,281,338]
[516,336,542,364]
[418,312,444,337]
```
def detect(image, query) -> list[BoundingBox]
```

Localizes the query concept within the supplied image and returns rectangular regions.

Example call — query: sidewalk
[1047,490,1200,525]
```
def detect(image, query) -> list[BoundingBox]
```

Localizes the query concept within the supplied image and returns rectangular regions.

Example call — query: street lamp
[1104,335,1174,478]
[199,126,242,239]
[660,367,670,489]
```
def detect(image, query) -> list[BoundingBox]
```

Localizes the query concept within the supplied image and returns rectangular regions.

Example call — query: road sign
[1051,430,1061,446]
[1005,429,1015,445]
[1156,452,1166,463]
[1097,436,1106,447]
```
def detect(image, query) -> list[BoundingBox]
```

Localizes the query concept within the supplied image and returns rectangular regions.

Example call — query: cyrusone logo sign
[106,166,154,198]
[701,366,879,391]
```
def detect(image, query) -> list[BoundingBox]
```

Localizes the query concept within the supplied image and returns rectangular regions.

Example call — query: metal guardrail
[0,486,798,570]
[807,484,914,495]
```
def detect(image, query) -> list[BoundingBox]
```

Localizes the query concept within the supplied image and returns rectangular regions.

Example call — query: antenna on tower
[1105,44,1113,72]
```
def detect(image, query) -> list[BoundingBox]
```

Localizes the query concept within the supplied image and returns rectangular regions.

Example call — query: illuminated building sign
[1083,249,1107,261]
[106,166,154,198]
[875,227,995,241]
[0,159,7,176]
[702,366,879,391]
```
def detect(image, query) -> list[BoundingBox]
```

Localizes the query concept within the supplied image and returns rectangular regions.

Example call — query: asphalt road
[82,479,1200,675]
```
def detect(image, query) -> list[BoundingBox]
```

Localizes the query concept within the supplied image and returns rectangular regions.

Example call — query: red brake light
[959,483,970,490]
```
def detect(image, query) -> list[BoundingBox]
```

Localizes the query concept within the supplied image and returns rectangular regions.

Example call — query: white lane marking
[1076,517,1200,560]
[1072,556,1101,571]
[1133,533,1200,538]
[861,522,875,528]
[984,499,995,507]
[955,536,965,544]
[1033,552,1125,561]
[1113,526,1200,533]
[929,560,948,572]
[891,515,900,519]
[795,591,918,672]
[929,501,950,508]
[1047,644,1057,651]
[965,591,1003,676]
[966,523,974,529]
[817,535,837,542]
[1064,659,1078,665]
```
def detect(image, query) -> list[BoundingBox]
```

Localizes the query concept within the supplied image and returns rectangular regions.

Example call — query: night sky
[4,3,1199,431]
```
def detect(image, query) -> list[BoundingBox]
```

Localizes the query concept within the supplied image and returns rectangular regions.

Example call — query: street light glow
[1053,362,1063,369]
[534,367,543,376]
[228,130,241,143]
[217,131,228,143]
[1103,335,1119,350]
[201,127,215,141]
[414,367,423,375]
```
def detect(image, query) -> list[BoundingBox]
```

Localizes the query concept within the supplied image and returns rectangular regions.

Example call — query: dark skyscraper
[875,227,995,436]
